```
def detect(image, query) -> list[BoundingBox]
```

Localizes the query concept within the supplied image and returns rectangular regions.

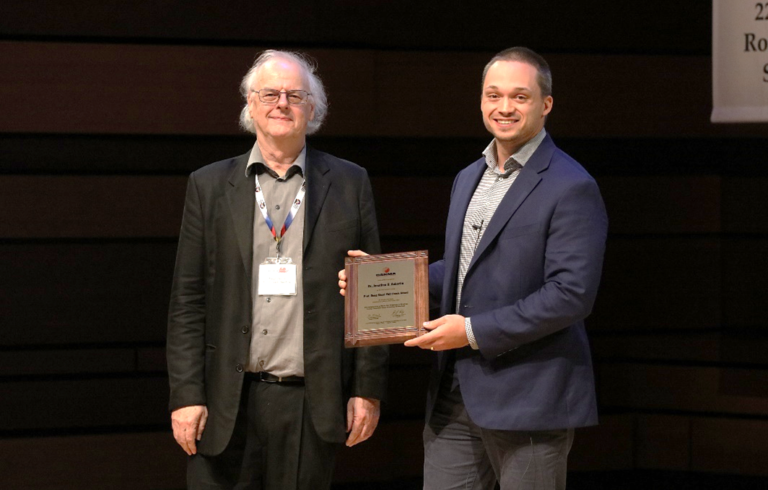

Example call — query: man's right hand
[171,405,208,455]
[338,250,369,296]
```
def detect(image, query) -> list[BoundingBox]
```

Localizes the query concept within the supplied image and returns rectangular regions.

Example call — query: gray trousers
[423,383,574,490]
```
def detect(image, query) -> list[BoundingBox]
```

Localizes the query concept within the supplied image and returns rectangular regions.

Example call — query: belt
[246,372,304,384]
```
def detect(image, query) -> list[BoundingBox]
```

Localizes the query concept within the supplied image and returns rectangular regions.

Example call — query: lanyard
[254,173,306,255]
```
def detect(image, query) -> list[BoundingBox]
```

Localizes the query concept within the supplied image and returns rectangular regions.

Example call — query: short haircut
[482,47,552,98]
[238,50,329,135]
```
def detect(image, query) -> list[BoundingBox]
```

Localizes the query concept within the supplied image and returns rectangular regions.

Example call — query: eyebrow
[485,85,532,92]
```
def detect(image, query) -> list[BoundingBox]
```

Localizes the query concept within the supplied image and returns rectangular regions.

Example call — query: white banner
[712,0,768,122]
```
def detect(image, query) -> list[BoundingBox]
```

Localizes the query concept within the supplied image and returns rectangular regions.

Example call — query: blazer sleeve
[471,177,608,360]
[166,173,208,411]
[351,170,389,400]
[429,260,445,311]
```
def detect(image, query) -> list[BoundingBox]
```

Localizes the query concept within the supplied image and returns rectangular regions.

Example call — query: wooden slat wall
[0,1,706,53]
[4,42,768,139]
[2,1,768,487]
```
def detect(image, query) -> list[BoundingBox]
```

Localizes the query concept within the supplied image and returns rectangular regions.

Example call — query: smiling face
[481,60,553,158]
[247,57,315,144]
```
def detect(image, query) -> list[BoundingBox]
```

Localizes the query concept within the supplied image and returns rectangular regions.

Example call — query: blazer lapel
[467,135,555,273]
[226,153,255,280]
[441,159,486,314]
[303,146,331,251]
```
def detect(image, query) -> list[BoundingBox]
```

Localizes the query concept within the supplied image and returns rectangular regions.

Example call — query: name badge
[258,257,297,296]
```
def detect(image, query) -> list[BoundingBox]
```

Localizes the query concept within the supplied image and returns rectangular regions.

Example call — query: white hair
[238,50,328,135]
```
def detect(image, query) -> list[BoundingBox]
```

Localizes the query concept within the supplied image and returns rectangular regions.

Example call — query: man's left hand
[345,396,380,447]
[403,314,469,351]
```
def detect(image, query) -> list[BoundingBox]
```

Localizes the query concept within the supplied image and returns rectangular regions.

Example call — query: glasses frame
[251,89,312,106]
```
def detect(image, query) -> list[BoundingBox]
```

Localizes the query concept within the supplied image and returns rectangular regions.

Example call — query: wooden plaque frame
[344,250,429,347]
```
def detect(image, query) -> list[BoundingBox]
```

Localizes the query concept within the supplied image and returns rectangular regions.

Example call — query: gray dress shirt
[245,142,307,377]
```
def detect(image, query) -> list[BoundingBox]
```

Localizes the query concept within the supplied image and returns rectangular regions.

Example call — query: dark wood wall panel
[0,1,707,54]
[0,348,135,376]
[590,237,721,331]
[0,134,254,174]
[5,42,768,138]
[0,176,186,238]
[722,177,768,233]
[719,369,768,398]
[333,421,424,483]
[137,346,168,372]
[0,377,168,431]
[591,332,721,363]
[0,432,186,489]
[0,42,248,135]
[690,418,768,476]
[568,414,635,471]
[0,426,420,489]
[0,172,732,241]
[385,367,429,418]
[722,238,768,328]
[372,177,452,237]
[599,176,721,234]
[598,364,768,416]
[389,343,431,366]
[4,135,767,177]
[0,174,448,241]
[635,415,691,471]
[592,332,768,367]
[0,243,175,346]
[721,332,768,366]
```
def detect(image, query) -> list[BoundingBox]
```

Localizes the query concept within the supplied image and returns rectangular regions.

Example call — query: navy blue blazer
[427,134,608,431]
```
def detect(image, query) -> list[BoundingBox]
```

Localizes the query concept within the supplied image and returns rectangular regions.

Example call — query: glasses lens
[287,91,306,105]
[257,90,309,105]
[259,90,280,103]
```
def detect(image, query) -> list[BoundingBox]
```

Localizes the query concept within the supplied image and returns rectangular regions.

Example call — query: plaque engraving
[344,250,428,347]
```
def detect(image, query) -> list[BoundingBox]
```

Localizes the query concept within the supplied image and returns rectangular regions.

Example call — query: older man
[167,50,388,490]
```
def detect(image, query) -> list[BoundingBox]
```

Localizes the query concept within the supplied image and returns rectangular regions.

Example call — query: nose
[500,97,514,114]
[276,91,289,108]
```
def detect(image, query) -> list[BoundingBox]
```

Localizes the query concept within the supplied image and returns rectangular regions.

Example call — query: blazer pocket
[326,218,358,232]
[499,222,541,240]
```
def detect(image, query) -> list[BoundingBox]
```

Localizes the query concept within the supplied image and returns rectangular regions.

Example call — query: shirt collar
[482,128,547,174]
[245,141,307,179]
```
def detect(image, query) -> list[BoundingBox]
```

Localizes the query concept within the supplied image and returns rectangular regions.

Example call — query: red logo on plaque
[384,268,390,273]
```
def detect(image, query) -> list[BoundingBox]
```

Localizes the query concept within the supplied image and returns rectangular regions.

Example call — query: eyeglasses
[251,89,312,106]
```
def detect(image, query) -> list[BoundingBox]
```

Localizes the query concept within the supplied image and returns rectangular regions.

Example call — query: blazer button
[236,364,244,373]
[241,325,250,334]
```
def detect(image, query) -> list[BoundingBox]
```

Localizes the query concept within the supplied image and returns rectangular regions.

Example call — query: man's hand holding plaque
[339,250,429,347]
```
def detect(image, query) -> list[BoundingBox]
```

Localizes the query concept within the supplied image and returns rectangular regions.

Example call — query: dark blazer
[427,134,607,431]
[167,146,389,456]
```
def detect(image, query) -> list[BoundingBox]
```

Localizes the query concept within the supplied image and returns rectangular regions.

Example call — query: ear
[308,101,315,122]
[247,91,258,117]
[542,95,553,116]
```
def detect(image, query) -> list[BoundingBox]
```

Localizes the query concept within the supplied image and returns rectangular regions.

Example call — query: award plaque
[344,250,429,347]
